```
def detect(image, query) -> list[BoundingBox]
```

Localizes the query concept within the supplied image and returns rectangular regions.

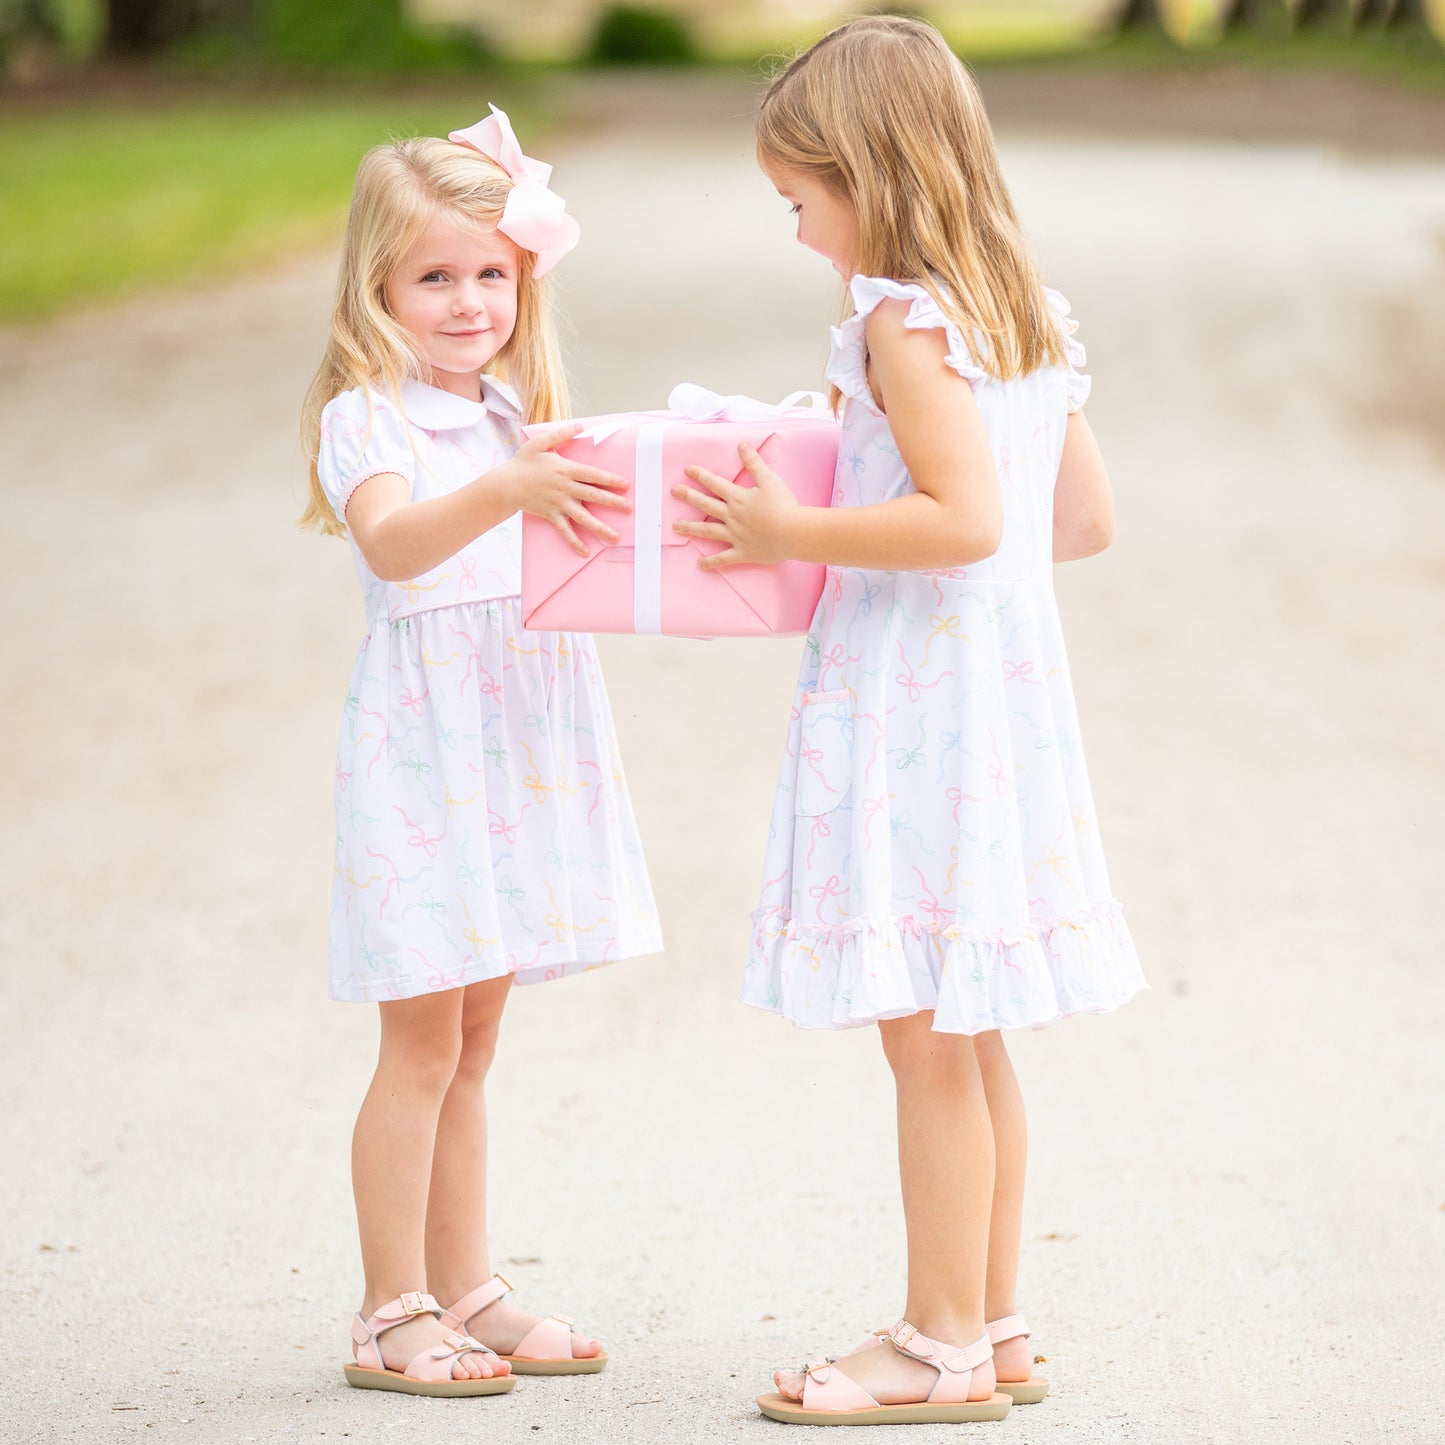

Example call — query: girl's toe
[774,1368,805,1401]
[573,1335,602,1359]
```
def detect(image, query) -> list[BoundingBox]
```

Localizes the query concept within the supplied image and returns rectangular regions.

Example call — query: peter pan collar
[398,374,521,431]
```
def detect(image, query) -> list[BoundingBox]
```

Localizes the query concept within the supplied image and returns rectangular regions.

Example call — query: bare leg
[424,975,509,1294]
[427,975,602,1359]
[888,1013,995,1361]
[351,989,495,1379]
[777,1012,996,1404]
[974,1028,1032,1383]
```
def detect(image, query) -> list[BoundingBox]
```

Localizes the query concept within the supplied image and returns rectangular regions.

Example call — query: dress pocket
[794,689,853,817]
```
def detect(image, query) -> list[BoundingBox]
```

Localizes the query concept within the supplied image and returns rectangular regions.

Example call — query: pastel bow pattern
[448,104,580,276]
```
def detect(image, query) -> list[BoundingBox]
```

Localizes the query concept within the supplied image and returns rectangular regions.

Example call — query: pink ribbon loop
[448,104,580,276]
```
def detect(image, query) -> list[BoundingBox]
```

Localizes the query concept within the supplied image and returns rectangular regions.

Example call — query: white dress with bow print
[318,376,661,1002]
[743,277,1146,1034]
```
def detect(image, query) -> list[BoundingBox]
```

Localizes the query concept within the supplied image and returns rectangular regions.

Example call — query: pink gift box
[521,387,840,638]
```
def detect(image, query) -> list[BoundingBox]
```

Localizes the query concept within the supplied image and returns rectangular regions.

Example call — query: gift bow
[448,104,580,277]
[570,385,829,444]
[667,383,829,423]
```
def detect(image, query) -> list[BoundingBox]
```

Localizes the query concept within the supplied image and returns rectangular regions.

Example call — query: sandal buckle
[399,1291,427,1316]
[494,1272,514,1293]
[552,1313,575,1327]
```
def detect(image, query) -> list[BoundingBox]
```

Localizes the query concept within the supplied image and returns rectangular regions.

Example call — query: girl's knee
[452,975,510,1081]
[378,1036,462,1097]
[879,1013,978,1081]
[376,995,465,1093]
[973,1029,1019,1085]
[454,1012,502,1080]
[973,1028,1007,1065]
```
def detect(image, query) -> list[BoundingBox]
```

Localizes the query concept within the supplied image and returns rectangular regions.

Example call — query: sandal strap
[887,1320,993,1374]
[406,1331,495,1384]
[351,1292,446,1372]
[438,1273,513,1333]
[799,1358,881,1413]
[987,1314,1030,1346]
[511,1313,580,1362]
[357,1291,442,1334]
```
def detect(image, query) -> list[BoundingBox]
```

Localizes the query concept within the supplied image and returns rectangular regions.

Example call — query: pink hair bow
[448,104,580,277]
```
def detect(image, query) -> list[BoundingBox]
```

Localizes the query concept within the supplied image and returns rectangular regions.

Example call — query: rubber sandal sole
[997,1375,1049,1404]
[344,1365,516,1397]
[501,1352,608,1375]
[756,1390,1012,1425]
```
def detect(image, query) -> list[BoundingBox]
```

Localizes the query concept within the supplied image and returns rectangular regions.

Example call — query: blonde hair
[756,16,1070,401]
[299,136,569,536]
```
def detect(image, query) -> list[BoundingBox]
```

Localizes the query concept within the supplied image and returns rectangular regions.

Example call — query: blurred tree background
[4,0,1443,65]
[0,0,1441,322]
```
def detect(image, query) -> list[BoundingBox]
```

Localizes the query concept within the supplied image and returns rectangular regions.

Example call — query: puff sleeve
[316,387,415,523]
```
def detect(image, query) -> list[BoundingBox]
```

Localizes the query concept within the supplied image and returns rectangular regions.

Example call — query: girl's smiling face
[759,154,861,278]
[384,214,520,398]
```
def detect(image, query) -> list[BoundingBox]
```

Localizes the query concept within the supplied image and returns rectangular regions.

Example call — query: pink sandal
[441,1273,608,1375]
[843,1313,1050,1404]
[989,1313,1049,1404]
[344,1291,515,1397]
[756,1319,1011,1425]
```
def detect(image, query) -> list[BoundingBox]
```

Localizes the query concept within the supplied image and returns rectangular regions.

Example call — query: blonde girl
[673,19,1145,1426]
[300,107,661,1398]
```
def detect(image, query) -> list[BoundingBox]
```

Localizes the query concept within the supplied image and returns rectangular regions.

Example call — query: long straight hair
[756,16,1071,399]
[299,137,569,537]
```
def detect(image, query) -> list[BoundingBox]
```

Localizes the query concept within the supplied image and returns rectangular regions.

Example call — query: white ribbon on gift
[575,385,828,635]
[667,382,828,424]
[572,384,827,444]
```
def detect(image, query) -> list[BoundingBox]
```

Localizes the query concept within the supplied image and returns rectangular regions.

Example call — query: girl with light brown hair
[675,16,1145,1425]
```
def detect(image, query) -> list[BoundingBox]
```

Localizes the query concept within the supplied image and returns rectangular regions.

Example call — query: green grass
[0,89,540,323]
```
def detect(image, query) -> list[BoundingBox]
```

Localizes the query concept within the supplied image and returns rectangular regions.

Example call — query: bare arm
[672,300,1002,572]
[345,425,631,582]
[1052,410,1114,562]
[347,470,519,582]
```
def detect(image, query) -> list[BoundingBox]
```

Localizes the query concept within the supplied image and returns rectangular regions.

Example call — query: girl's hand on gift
[500,424,631,556]
[672,442,799,567]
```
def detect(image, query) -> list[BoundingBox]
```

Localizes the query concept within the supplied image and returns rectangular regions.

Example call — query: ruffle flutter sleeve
[317,387,415,523]
[1044,288,1090,413]
[842,275,989,393]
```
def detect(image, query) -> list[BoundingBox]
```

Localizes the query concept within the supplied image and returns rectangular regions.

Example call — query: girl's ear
[374,273,395,318]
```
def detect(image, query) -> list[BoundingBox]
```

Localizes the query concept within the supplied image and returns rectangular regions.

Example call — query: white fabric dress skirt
[330,596,661,1001]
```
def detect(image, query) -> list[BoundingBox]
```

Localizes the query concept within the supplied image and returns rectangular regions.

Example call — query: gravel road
[2,69,1442,1445]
